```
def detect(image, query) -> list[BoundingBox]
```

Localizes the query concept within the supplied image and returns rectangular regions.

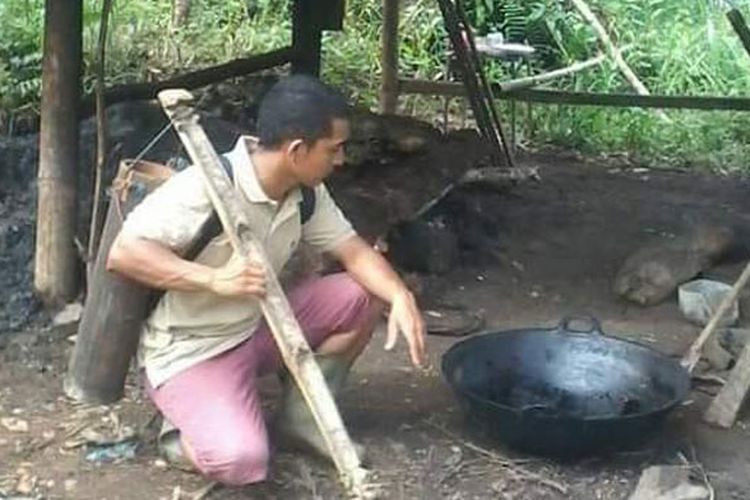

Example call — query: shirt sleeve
[301,183,356,253]
[119,165,214,252]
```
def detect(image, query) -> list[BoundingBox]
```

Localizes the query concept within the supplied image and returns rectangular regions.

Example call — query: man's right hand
[209,254,267,298]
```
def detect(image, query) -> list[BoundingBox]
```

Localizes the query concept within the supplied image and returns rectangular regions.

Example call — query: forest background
[2,0,750,171]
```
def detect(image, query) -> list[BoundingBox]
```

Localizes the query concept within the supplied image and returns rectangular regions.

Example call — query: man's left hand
[385,290,426,367]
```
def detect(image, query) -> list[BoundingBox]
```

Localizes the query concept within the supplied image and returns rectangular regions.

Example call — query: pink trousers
[145,273,372,485]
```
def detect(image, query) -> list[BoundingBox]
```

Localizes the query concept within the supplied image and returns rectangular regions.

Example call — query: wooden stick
[379,0,400,114]
[682,260,750,373]
[87,0,113,282]
[704,343,750,428]
[157,89,371,498]
[398,80,750,111]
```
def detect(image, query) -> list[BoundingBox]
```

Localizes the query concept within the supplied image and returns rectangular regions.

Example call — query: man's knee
[197,439,270,486]
[335,273,384,318]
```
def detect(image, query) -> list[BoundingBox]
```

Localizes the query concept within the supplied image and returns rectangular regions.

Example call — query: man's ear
[286,139,306,163]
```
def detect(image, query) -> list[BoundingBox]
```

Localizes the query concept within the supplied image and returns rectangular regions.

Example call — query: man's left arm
[330,235,426,367]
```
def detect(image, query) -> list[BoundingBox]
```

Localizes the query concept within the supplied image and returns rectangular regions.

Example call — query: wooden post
[380,0,400,114]
[158,89,372,497]
[292,0,323,76]
[35,0,84,305]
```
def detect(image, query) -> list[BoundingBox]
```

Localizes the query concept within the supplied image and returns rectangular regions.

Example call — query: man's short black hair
[256,75,349,148]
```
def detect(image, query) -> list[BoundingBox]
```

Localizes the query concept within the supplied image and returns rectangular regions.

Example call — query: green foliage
[2,0,750,171]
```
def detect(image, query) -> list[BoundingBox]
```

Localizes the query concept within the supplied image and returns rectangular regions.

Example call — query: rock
[614,224,734,306]
[719,327,750,358]
[346,109,440,166]
[386,218,458,274]
[703,333,734,370]
[629,466,710,500]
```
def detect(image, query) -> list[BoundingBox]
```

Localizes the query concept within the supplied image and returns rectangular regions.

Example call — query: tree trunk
[35,0,83,306]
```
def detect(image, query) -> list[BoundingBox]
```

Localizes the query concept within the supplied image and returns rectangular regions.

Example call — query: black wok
[441,317,690,457]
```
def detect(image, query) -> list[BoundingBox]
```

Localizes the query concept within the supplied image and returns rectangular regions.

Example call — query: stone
[629,466,710,500]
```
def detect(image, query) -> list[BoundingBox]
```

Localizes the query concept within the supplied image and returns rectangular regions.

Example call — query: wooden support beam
[292,0,323,75]
[35,0,83,305]
[80,47,294,115]
[380,0,400,114]
[727,8,750,61]
[398,79,750,111]
[157,89,372,498]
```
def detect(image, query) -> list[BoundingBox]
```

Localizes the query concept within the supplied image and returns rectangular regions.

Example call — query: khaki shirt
[120,136,356,387]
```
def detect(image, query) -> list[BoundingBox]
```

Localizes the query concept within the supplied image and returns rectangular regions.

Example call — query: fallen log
[613,224,734,307]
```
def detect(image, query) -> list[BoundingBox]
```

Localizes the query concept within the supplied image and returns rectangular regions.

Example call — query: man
[107,75,426,485]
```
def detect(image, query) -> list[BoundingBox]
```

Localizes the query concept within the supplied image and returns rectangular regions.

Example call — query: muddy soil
[2,132,750,499]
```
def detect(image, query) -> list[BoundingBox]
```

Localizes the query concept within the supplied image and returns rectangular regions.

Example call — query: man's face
[290,118,349,187]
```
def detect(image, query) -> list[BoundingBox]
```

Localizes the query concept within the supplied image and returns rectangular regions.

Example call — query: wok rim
[441,326,691,423]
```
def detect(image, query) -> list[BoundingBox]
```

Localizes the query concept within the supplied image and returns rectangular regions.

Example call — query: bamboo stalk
[568,0,650,95]
[87,0,113,282]
[498,50,620,92]
[157,89,373,499]
[727,8,750,61]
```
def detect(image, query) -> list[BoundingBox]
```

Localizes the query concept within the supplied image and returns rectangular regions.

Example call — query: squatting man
[107,75,426,484]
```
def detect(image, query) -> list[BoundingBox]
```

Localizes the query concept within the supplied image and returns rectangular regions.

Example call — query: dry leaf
[1,417,29,432]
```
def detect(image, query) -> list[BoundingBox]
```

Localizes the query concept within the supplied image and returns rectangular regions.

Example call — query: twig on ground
[422,418,568,494]
[190,481,219,500]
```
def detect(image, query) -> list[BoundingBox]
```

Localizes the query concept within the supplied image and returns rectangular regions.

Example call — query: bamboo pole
[727,8,750,61]
[568,0,650,96]
[157,89,373,498]
[35,0,83,305]
[498,51,617,92]
[88,0,113,281]
[380,0,400,113]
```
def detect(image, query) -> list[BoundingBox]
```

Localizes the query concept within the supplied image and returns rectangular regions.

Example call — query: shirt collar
[225,135,302,207]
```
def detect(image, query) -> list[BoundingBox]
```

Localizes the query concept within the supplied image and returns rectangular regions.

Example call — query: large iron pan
[441,317,690,457]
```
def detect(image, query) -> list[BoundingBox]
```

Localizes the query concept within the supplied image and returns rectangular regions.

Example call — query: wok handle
[558,315,604,335]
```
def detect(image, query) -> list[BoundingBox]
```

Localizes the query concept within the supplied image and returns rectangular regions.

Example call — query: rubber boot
[276,355,364,461]
[158,417,196,472]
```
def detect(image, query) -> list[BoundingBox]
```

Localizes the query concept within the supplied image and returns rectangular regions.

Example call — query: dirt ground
[3,130,750,499]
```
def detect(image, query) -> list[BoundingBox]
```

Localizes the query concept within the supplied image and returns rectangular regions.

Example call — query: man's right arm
[107,235,215,292]
[107,234,267,298]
